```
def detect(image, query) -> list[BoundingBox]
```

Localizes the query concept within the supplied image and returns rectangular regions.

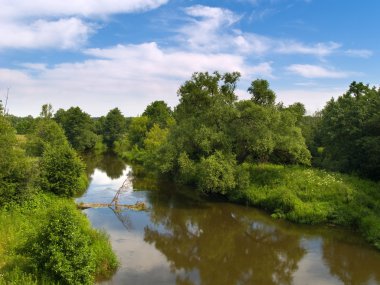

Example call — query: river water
[78,154,380,285]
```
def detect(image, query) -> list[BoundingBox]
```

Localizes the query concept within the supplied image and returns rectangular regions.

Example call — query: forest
[0,71,379,284]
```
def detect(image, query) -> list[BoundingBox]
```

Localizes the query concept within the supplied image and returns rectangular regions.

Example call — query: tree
[0,116,33,206]
[0,100,4,116]
[128,116,149,147]
[26,119,68,157]
[142,124,169,171]
[40,103,53,119]
[55,107,98,152]
[319,82,380,179]
[198,151,237,194]
[39,144,87,196]
[103,108,125,149]
[232,101,277,162]
[142,101,173,129]
[286,102,306,125]
[248,79,276,106]
[173,71,239,160]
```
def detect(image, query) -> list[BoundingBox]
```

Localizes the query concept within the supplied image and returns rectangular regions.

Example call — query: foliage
[102,108,126,149]
[0,116,34,206]
[142,100,173,129]
[299,113,322,162]
[319,82,380,180]
[248,79,276,106]
[141,72,309,185]
[241,164,380,249]
[0,194,118,285]
[55,107,98,152]
[39,144,87,197]
[198,151,237,194]
[26,119,68,157]
[27,206,95,284]
[7,115,36,135]
[127,116,148,147]
[40,104,53,119]
[141,124,170,170]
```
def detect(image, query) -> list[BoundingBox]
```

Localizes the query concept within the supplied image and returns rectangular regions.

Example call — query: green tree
[271,109,311,165]
[142,124,169,171]
[320,82,380,179]
[55,107,98,152]
[142,101,173,129]
[173,71,239,160]
[8,115,36,134]
[26,119,68,157]
[128,116,149,147]
[0,116,33,206]
[39,144,87,196]
[198,151,237,194]
[28,206,95,284]
[40,103,53,119]
[232,101,276,162]
[103,108,125,149]
[248,79,276,106]
[286,102,306,125]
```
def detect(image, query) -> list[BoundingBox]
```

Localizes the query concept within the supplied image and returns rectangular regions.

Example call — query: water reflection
[144,195,306,285]
[82,152,126,179]
[323,238,380,285]
[79,154,380,285]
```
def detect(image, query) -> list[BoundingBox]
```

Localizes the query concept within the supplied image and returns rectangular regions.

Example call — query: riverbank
[231,164,380,250]
[0,193,118,284]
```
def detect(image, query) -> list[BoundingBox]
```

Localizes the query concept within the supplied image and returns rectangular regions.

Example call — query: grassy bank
[0,193,118,284]
[237,164,380,249]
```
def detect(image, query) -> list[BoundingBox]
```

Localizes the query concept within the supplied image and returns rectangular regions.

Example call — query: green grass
[240,164,380,249]
[0,193,118,284]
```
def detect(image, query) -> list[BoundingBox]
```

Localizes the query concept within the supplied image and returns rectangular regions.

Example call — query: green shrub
[27,206,95,285]
[39,144,87,197]
[198,151,237,194]
[0,116,34,206]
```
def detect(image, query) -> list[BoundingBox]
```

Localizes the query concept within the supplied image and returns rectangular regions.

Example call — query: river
[78,154,380,285]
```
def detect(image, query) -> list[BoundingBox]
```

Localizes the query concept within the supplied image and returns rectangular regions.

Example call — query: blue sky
[0,0,378,116]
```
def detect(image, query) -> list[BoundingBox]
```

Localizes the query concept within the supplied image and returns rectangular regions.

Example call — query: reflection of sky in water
[77,166,132,204]
[293,238,342,285]
[77,163,380,285]
[87,207,179,285]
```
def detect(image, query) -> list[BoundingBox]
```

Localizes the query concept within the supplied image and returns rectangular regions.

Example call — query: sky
[0,0,379,117]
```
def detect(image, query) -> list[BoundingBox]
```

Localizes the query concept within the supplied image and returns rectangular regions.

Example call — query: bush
[27,206,95,285]
[39,144,87,197]
[198,151,237,194]
[0,116,34,206]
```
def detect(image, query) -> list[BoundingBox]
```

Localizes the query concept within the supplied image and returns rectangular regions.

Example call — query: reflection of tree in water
[322,238,380,285]
[143,190,305,285]
[81,152,126,179]
[109,206,133,230]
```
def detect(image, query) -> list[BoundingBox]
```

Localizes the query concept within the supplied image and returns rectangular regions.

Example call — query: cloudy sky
[0,0,378,117]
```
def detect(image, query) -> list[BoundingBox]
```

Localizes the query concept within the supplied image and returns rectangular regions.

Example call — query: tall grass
[240,164,380,249]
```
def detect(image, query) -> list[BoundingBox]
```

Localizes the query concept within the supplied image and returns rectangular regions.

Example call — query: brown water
[78,154,380,285]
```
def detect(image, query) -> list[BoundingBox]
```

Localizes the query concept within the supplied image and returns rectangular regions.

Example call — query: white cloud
[345,49,373,58]
[179,5,240,51]
[0,18,91,49]
[0,0,168,49]
[1,42,272,117]
[276,41,341,57]
[0,0,169,19]
[286,64,352,78]
[179,5,342,58]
